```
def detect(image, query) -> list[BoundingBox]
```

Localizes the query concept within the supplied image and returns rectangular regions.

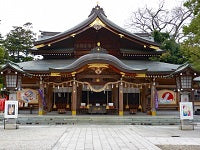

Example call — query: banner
[38,89,46,107]
[158,89,176,104]
[17,89,38,103]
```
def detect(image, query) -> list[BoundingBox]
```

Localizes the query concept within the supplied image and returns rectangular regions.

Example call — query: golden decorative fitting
[135,74,146,77]
[71,72,76,77]
[149,45,159,50]
[120,72,125,77]
[119,34,124,38]
[97,42,101,46]
[35,44,45,49]
[90,18,105,30]
[88,64,109,75]
[70,33,76,37]
[50,72,61,76]
[96,78,100,82]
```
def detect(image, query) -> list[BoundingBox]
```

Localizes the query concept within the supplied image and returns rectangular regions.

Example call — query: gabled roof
[169,63,200,77]
[34,5,160,48]
[1,61,31,76]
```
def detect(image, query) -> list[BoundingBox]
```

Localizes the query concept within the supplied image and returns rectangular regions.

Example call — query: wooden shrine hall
[1,5,200,116]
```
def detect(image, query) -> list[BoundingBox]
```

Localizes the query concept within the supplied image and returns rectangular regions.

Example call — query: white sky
[0,0,185,37]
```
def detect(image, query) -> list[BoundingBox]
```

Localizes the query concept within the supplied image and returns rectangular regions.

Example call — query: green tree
[151,30,187,64]
[4,22,36,62]
[0,46,5,63]
[181,0,200,69]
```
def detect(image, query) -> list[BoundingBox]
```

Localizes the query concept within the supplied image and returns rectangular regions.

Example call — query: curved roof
[16,58,179,74]
[50,53,147,73]
[34,5,159,47]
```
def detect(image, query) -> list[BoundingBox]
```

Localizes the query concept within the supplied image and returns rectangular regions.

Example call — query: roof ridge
[88,5,107,17]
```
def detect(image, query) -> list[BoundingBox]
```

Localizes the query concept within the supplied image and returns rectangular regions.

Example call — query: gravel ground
[157,145,200,150]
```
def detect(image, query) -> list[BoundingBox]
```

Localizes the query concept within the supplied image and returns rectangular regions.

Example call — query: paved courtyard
[0,125,200,150]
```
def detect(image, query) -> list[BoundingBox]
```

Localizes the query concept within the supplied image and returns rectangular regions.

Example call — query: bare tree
[126,0,192,42]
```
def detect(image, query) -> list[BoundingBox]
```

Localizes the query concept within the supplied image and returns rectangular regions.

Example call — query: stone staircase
[1,111,200,126]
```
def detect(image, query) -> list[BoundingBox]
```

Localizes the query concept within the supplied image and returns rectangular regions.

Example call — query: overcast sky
[0,0,185,37]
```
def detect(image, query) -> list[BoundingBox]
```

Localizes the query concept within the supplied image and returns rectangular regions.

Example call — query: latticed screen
[6,75,17,88]
[181,76,192,89]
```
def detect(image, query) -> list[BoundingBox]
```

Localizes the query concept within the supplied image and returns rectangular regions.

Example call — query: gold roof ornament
[88,63,109,75]
[90,18,105,30]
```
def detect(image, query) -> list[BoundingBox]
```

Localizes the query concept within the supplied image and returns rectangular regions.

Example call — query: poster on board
[4,101,18,118]
[180,102,193,120]
[158,90,176,104]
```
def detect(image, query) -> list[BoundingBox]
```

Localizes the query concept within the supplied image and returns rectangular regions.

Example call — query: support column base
[72,110,76,116]
[151,110,156,116]
[38,110,44,115]
[119,111,123,116]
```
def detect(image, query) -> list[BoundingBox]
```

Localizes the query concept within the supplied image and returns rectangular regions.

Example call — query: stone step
[1,114,200,125]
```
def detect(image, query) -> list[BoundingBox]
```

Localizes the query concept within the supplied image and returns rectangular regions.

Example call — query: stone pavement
[0,125,200,150]
[52,125,160,150]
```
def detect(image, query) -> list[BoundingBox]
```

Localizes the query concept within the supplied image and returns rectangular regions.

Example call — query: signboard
[158,90,176,104]
[17,89,38,103]
[180,102,193,120]
[4,101,18,118]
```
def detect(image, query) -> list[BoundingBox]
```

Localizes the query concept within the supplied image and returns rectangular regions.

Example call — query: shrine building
[1,5,200,116]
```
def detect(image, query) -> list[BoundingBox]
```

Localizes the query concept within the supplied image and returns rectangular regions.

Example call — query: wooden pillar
[38,79,44,115]
[119,83,123,116]
[141,85,146,112]
[112,86,118,109]
[150,79,156,116]
[71,80,77,115]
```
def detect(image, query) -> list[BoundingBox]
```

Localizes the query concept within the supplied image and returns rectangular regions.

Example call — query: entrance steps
[1,111,200,126]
